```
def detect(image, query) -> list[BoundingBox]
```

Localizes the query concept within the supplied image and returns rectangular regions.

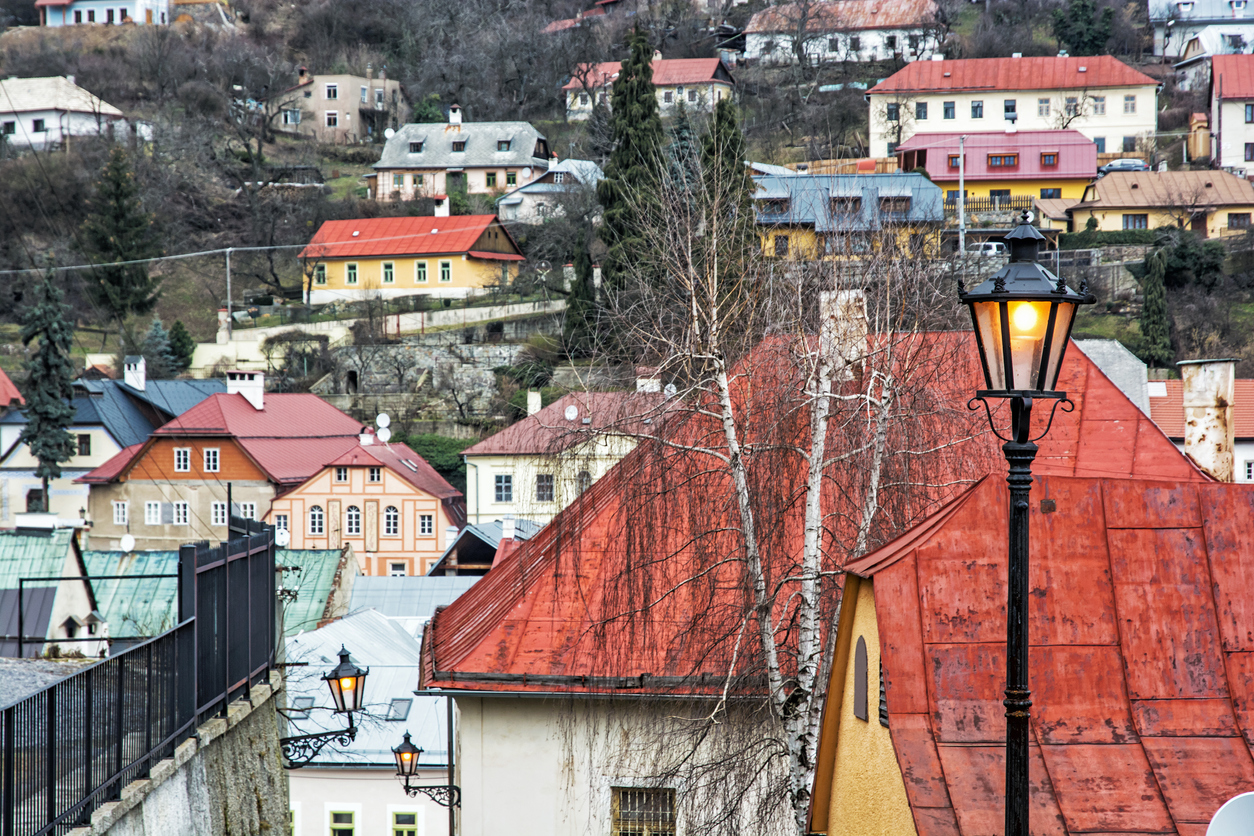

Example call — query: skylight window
[402,459,418,472]
[386,698,412,721]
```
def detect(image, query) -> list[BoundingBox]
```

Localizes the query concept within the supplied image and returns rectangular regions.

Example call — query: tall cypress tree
[1140,248,1173,369]
[81,145,162,344]
[563,236,598,358]
[596,28,665,290]
[701,99,753,218]
[19,277,77,513]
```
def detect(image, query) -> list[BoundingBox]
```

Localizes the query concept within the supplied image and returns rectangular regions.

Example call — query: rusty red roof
[298,216,523,261]
[1148,378,1254,438]
[463,392,665,457]
[0,367,23,407]
[895,130,1097,182]
[1213,54,1254,100]
[562,58,733,91]
[746,0,938,34]
[422,335,1204,696]
[842,473,1254,835]
[869,56,1158,96]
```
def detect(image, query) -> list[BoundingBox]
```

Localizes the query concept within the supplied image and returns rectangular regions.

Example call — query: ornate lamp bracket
[967,391,1075,444]
[400,779,462,807]
[280,719,358,769]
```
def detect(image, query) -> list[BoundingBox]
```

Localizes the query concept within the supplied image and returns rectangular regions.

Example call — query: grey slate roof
[60,378,227,448]
[495,158,604,206]
[350,575,480,619]
[753,173,944,231]
[431,517,543,570]
[374,121,550,171]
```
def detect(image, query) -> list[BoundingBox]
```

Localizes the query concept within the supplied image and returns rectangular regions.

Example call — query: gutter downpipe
[464,457,479,525]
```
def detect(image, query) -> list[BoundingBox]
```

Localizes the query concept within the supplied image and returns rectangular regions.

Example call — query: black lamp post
[393,731,461,807]
[958,212,1094,836]
[280,645,369,768]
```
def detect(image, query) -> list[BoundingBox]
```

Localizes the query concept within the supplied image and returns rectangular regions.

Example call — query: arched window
[308,505,324,536]
[384,505,399,536]
[854,636,869,721]
[576,470,592,494]
[346,505,361,536]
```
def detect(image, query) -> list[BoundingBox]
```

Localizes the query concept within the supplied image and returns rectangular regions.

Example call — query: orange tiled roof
[562,58,732,90]
[746,0,937,34]
[1213,54,1254,100]
[1148,378,1254,438]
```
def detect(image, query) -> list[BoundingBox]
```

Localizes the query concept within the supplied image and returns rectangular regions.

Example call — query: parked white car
[967,242,1008,257]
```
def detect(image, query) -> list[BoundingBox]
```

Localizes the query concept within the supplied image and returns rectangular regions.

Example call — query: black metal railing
[0,517,275,836]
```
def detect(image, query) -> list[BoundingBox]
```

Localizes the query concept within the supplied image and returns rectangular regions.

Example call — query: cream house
[867,55,1160,158]
[1210,53,1254,171]
[276,67,408,145]
[1069,169,1254,236]
[563,56,734,121]
[461,391,662,527]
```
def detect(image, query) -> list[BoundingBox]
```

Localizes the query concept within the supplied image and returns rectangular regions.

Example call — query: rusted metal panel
[1108,528,1228,700]
[1031,646,1138,744]
[925,642,1006,744]
[1074,419,1138,482]
[875,559,931,715]
[1131,416,1205,480]
[887,713,952,809]
[1224,651,1254,747]
[1102,480,1201,529]
[1199,487,1254,651]
[911,806,962,836]
[935,744,1068,836]
[916,489,1008,646]
[1141,736,1254,824]
[1131,698,1240,737]
[1180,359,1236,482]
[1039,743,1175,833]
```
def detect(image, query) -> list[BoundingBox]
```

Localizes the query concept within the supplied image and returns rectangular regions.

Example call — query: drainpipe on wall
[464,457,479,525]
[1179,358,1237,481]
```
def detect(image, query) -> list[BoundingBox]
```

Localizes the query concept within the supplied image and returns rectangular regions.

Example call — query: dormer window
[1040,152,1058,166]
[1177,1,1194,10]
[452,141,466,152]
[409,141,423,153]
[1235,0,1248,11]
[988,154,1019,167]
[831,196,862,214]
[948,154,961,168]
[759,198,790,214]
[497,140,511,151]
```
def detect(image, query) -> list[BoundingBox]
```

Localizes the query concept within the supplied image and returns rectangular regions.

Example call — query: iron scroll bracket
[280,721,358,768]
[968,392,1075,444]
[400,779,462,807]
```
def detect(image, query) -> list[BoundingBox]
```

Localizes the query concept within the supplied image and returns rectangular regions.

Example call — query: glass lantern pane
[327,676,346,712]
[1041,302,1075,391]
[972,301,1006,390]
[1007,300,1049,391]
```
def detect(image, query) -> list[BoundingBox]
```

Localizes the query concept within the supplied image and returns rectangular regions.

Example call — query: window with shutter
[853,636,868,721]
[879,659,889,727]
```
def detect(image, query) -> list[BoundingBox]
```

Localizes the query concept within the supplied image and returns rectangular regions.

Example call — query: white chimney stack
[527,390,543,416]
[819,290,868,382]
[500,513,515,541]
[636,367,662,393]
[226,370,265,410]
[359,428,374,445]
[449,104,462,126]
[1179,359,1237,481]
[433,197,450,218]
[217,308,230,344]
[123,356,146,391]
[444,525,459,550]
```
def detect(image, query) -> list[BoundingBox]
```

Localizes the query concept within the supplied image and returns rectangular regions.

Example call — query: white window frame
[369,467,382,482]
[174,448,191,472]
[275,513,289,531]
[211,502,227,526]
[1037,98,1050,117]
[389,562,407,577]
[173,502,189,525]
[345,505,362,536]
[335,466,349,482]
[1093,96,1105,115]
[1123,95,1136,114]
[419,513,434,536]
[384,505,400,536]
[203,448,220,473]
[360,85,368,103]
[494,474,513,503]
[308,505,324,535]
[112,501,128,526]
[536,473,555,503]
[145,501,161,525]
[238,502,257,521]
[325,83,338,100]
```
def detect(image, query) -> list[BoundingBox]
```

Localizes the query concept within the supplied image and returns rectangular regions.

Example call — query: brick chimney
[1179,358,1237,481]
[226,370,265,411]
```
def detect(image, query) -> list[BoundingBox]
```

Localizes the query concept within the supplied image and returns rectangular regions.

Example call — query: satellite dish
[1208,792,1254,836]
[564,405,579,422]
[376,413,391,428]
[538,260,551,272]
[275,528,291,547]
[384,127,396,139]
[377,426,392,443]
[119,534,135,553]
[664,383,677,398]
[522,167,532,179]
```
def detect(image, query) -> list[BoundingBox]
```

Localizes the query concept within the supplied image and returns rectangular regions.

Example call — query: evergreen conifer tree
[1051,0,1114,56]
[667,103,700,196]
[142,317,178,378]
[563,236,598,358]
[81,145,162,344]
[596,28,665,290]
[1139,248,1173,368]
[19,277,77,512]
[169,320,196,372]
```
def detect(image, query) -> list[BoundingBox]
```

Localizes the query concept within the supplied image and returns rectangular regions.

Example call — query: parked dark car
[1097,158,1150,176]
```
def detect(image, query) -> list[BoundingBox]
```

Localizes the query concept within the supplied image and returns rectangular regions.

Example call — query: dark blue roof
[70,379,226,448]
[753,173,945,231]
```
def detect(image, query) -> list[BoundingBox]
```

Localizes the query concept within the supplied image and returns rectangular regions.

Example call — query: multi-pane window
[329,811,353,836]
[849,35,861,50]
[1037,98,1050,117]
[173,502,189,525]
[346,263,358,285]
[238,502,256,520]
[506,172,517,186]
[687,89,698,102]
[416,261,428,283]
[369,467,382,482]
[486,172,497,188]
[212,502,227,526]
[971,100,983,118]
[384,505,399,536]
[452,141,466,152]
[346,505,362,536]
[1246,104,1254,123]
[440,261,452,282]
[987,155,1018,167]
[1094,137,1106,153]
[1230,212,1251,229]
[1123,214,1149,230]
[282,109,301,125]
[308,505,324,535]
[1123,136,1136,153]
[1093,96,1106,115]
[1246,461,1253,480]
[77,434,91,456]
[1004,99,1016,119]
[203,448,220,473]
[113,501,128,526]
[1123,95,1136,114]
[1040,153,1058,166]
[885,34,897,48]
[1064,97,1079,116]
[409,141,423,153]
[314,265,327,285]
[325,111,339,127]
[536,474,555,502]
[1040,188,1062,199]
[886,103,899,122]
[383,262,394,284]
[174,448,191,472]
[275,514,289,531]
[915,102,927,120]
[360,86,368,103]
[611,788,676,836]
[495,474,513,503]
[989,189,1011,198]
[145,501,161,525]
[390,562,407,577]
[1246,143,1254,162]
[335,467,349,482]
[943,101,955,119]
[576,470,592,494]
[948,155,961,168]
[419,514,434,536]
[393,812,418,836]
[325,84,338,99]
[663,90,674,103]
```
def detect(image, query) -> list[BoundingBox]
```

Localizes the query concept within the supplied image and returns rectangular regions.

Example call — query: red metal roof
[153,393,365,438]
[0,367,23,407]
[463,392,665,457]
[235,437,362,485]
[422,335,1204,696]
[1148,378,1254,438]
[895,130,1097,182]
[869,56,1158,96]
[77,443,143,484]
[562,58,731,90]
[298,216,523,260]
[844,474,1254,835]
[1213,54,1254,100]
[322,441,461,499]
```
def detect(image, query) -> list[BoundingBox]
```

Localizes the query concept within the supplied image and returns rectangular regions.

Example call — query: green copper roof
[0,528,77,590]
[83,550,180,638]
[278,549,346,638]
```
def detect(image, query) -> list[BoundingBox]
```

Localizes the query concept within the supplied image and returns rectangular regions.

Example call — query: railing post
[46,686,56,826]
[114,653,125,793]
[83,667,93,821]
[2,706,14,836]
[143,642,153,778]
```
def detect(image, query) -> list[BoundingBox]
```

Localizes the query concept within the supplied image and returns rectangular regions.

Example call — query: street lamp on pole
[279,645,369,768]
[957,211,1094,836]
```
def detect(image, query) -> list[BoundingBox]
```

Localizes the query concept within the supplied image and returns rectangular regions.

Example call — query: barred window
[612,787,676,836]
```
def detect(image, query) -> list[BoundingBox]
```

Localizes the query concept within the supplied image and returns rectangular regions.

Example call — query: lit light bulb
[402,752,411,760]
[1011,302,1038,333]
[340,677,356,690]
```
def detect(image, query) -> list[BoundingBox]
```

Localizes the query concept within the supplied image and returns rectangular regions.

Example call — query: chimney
[66,74,75,87]
[444,525,459,551]
[562,263,574,292]
[1178,359,1237,481]
[652,49,662,61]
[359,428,374,445]
[819,290,868,381]
[366,62,373,80]
[380,66,386,81]
[226,370,265,410]
[449,104,462,126]
[592,265,602,295]
[636,366,662,393]
[433,196,450,217]
[298,66,307,81]
[217,308,230,344]
[123,356,146,391]
[527,390,543,415]
[500,513,515,541]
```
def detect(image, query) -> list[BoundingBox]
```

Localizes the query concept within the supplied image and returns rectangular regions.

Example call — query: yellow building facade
[1069,170,1254,237]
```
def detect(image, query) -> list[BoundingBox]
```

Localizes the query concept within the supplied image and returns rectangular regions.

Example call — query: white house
[562,56,735,121]
[0,76,126,150]
[1210,53,1254,169]
[866,55,1161,158]
[1174,25,1254,91]
[744,0,940,65]
[1152,0,1254,57]
[35,0,170,25]
[495,158,603,224]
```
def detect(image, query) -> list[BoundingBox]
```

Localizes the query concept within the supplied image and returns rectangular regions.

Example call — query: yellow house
[300,214,525,304]
[1070,169,1254,237]
[265,437,465,577]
